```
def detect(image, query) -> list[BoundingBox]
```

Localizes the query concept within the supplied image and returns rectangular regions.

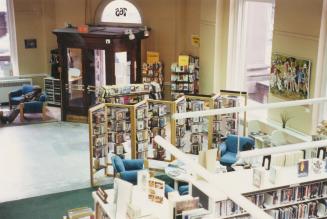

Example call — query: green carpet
[0,185,113,219]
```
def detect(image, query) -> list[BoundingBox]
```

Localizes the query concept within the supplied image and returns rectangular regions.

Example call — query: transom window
[101,0,142,24]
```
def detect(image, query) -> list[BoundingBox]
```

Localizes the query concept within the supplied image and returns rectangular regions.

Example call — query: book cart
[88,100,149,187]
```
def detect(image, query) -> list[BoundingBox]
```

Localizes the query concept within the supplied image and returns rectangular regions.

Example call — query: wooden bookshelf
[88,103,111,187]
[148,98,175,162]
[88,100,149,186]
[184,94,216,154]
[170,55,199,99]
[142,62,164,99]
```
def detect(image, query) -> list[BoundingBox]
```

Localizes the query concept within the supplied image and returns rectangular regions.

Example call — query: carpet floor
[0,185,113,219]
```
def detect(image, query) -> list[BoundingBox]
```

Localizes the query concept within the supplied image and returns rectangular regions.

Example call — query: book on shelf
[181,208,210,219]
[215,199,244,218]
[298,160,309,177]
[175,197,199,219]
[252,168,265,188]
[171,55,200,98]
[67,207,93,219]
[142,62,164,100]
[98,83,154,104]
[246,180,327,213]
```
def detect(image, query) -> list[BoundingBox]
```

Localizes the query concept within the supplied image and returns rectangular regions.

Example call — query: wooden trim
[19,103,24,122]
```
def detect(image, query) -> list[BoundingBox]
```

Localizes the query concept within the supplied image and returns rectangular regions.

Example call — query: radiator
[0,78,32,103]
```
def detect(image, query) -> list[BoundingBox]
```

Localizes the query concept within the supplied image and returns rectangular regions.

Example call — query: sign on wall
[178,55,189,67]
[191,35,200,47]
[146,51,160,64]
[101,0,142,24]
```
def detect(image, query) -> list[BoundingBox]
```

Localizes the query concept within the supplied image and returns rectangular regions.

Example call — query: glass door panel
[67,48,85,109]
[115,51,130,84]
[95,49,106,87]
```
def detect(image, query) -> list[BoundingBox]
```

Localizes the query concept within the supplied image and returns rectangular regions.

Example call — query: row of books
[100,84,151,96]
[149,101,169,159]
[176,100,188,149]
[108,120,131,132]
[212,96,240,145]
[142,62,163,77]
[171,63,198,73]
[215,199,244,217]
[267,201,322,219]
[91,109,109,166]
[171,74,196,82]
[171,83,195,92]
[105,94,149,104]
[246,181,327,208]
[107,107,131,158]
[149,82,162,100]
[136,104,149,159]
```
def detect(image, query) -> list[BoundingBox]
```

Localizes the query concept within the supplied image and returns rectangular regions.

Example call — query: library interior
[1,0,327,218]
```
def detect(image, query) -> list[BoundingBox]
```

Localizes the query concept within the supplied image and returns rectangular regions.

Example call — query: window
[0,0,18,77]
[227,0,275,104]
[100,0,142,24]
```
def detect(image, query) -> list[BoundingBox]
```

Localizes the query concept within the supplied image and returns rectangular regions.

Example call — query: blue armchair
[219,135,255,166]
[9,85,34,109]
[19,94,47,122]
[111,156,144,185]
[111,156,176,197]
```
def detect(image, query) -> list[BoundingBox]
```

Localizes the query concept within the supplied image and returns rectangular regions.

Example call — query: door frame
[226,0,275,91]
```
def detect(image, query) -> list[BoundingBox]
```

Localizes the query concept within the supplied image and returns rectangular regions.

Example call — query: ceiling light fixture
[144,26,149,37]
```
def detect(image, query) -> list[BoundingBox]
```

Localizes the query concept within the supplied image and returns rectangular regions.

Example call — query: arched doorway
[53,0,150,122]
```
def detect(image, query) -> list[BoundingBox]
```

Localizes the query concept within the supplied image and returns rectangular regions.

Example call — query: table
[249,132,271,148]
[164,160,229,189]
[164,160,192,189]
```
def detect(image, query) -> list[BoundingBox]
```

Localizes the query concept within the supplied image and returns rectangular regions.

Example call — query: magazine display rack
[142,62,164,99]
[88,100,149,186]
[148,98,175,161]
[184,95,215,154]
[89,103,110,187]
[171,55,199,99]
[212,90,248,148]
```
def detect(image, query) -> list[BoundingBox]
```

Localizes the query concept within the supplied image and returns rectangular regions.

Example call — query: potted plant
[280,111,292,128]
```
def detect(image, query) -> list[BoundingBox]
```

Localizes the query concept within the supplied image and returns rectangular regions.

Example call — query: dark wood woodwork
[53,26,149,121]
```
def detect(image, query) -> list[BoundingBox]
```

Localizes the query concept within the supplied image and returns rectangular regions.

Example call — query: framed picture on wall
[270,53,311,100]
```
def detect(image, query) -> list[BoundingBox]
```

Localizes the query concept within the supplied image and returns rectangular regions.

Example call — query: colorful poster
[270,54,311,100]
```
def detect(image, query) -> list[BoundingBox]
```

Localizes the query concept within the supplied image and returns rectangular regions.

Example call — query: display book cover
[173,195,210,219]
[252,167,265,188]
[297,159,309,177]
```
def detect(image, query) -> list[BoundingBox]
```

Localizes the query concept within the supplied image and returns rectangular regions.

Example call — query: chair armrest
[9,89,22,98]
[123,159,144,171]
[220,142,227,156]
[22,101,44,113]
[221,136,228,142]
[120,170,139,185]
[39,94,47,102]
